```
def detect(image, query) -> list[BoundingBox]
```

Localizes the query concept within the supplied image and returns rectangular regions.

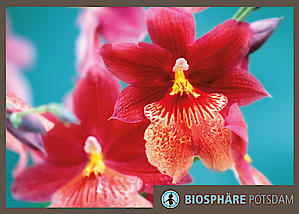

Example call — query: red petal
[224,103,248,157]
[237,55,249,71]
[11,163,85,202]
[146,7,195,59]
[100,42,174,87]
[41,114,88,166]
[223,104,255,184]
[112,84,171,123]
[101,119,193,193]
[51,167,152,207]
[231,148,256,185]
[184,19,253,83]
[251,165,272,185]
[102,119,150,162]
[144,90,233,183]
[73,65,121,137]
[193,68,270,106]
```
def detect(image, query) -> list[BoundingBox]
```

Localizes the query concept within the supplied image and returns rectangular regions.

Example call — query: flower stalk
[233,7,256,22]
[7,103,80,128]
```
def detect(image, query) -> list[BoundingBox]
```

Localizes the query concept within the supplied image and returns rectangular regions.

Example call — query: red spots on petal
[144,90,233,183]
[144,103,194,184]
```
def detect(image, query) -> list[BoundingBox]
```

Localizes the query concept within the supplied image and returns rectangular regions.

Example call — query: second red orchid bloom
[11,65,192,207]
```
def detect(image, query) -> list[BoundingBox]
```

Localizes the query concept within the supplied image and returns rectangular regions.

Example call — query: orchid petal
[6,130,28,177]
[184,19,252,84]
[237,55,249,71]
[251,165,272,185]
[144,91,233,183]
[106,157,193,193]
[97,7,146,43]
[6,62,33,104]
[111,84,171,123]
[101,120,150,162]
[41,113,88,166]
[102,119,193,192]
[51,167,152,207]
[75,7,146,74]
[223,104,256,185]
[223,103,248,156]
[231,149,256,185]
[146,7,195,59]
[6,14,36,68]
[72,65,121,136]
[192,68,270,106]
[100,42,174,87]
[75,8,102,74]
[11,163,85,202]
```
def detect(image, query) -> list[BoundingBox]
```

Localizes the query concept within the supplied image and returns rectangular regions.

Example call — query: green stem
[232,7,248,19]
[236,7,256,22]
[14,105,49,118]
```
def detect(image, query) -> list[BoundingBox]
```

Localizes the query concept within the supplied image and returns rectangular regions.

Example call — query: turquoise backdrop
[6,7,294,207]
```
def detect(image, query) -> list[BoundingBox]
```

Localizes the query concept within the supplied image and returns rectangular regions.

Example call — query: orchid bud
[19,113,46,134]
[249,17,283,54]
[6,118,46,155]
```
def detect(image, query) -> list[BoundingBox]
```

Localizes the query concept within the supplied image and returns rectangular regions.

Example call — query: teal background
[6,7,294,207]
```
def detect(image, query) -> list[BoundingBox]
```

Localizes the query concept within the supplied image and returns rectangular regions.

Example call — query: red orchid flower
[100,7,270,183]
[76,7,146,74]
[11,65,192,207]
[6,91,54,177]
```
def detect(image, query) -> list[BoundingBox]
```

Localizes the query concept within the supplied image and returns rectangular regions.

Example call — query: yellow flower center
[82,136,105,177]
[169,58,200,98]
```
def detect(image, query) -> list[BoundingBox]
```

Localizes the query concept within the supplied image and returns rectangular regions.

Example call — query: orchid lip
[170,58,200,98]
[83,136,105,177]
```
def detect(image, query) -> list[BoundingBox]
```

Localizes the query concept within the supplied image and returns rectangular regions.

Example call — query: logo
[161,190,180,209]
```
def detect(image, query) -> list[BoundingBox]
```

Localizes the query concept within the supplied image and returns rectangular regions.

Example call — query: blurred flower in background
[6,13,36,104]
[64,7,147,111]
[75,7,146,74]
